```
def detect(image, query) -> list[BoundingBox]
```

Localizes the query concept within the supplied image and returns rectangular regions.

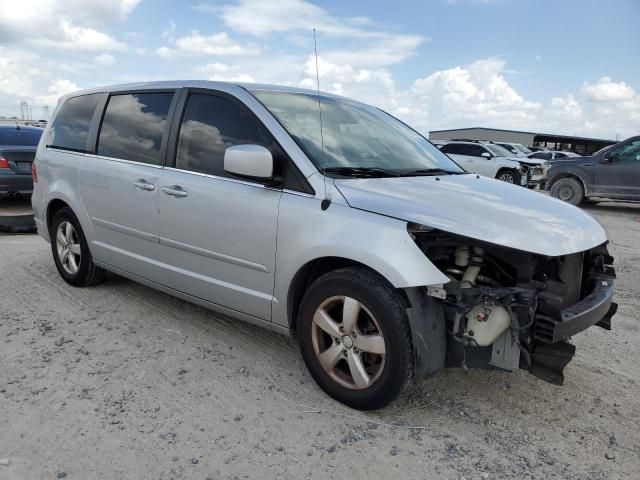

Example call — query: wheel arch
[286,256,400,332]
[46,198,71,230]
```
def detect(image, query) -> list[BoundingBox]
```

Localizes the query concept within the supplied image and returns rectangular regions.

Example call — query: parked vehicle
[32,82,616,409]
[546,135,640,204]
[438,140,549,186]
[0,125,43,198]
[495,142,532,156]
[528,150,580,161]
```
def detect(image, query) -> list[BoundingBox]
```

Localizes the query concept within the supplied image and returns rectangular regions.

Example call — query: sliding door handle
[161,185,188,198]
[132,179,155,191]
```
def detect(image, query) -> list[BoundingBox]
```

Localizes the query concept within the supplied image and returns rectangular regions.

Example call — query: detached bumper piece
[529,250,616,385]
[529,342,575,385]
[535,279,617,344]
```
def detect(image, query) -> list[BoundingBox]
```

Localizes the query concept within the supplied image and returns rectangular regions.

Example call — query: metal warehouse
[429,127,616,155]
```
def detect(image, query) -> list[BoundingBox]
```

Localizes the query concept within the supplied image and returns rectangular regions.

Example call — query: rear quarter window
[47,94,101,152]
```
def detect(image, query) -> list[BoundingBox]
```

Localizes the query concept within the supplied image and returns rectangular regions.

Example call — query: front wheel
[550,177,584,205]
[496,169,519,184]
[297,267,415,410]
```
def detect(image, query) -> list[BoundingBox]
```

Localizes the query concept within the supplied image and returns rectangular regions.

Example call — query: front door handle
[161,185,188,198]
[132,179,155,191]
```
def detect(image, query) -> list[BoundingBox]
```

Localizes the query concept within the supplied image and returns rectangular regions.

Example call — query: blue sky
[1,0,638,138]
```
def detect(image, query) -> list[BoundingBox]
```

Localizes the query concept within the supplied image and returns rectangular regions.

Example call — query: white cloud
[198,62,255,83]
[0,48,41,99]
[94,53,116,65]
[36,79,81,107]
[213,0,426,67]
[582,77,635,102]
[157,31,261,57]
[0,0,134,51]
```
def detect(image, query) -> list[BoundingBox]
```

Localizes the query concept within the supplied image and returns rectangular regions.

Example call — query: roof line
[428,126,615,142]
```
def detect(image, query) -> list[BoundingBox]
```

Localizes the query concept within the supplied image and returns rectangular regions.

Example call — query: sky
[0,0,639,139]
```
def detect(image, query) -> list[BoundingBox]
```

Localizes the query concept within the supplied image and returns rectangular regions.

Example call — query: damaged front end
[409,223,617,385]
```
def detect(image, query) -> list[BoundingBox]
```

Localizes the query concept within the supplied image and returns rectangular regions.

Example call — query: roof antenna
[314,28,331,211]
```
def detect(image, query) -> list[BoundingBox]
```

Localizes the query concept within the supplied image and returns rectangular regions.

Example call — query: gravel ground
[1,201,639,480]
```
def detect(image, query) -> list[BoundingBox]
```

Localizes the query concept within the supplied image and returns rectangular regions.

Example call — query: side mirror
[224,144,274,179]
[481,152,492,158]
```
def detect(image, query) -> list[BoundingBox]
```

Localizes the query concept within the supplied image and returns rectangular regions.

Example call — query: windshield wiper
[400,168,464,176]
[323,166,401,178]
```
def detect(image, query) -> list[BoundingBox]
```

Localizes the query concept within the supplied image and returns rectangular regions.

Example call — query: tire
[496,169,519,184]
[50,207,105,287]
[297,267,414,410]
[550,177,584,205]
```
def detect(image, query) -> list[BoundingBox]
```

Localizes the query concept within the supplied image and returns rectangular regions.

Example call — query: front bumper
[536,278,617,343]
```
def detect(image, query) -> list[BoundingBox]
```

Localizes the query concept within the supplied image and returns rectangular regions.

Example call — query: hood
[497,155,544,166]
[549,155,595,166]
[518,157,547,166]
[334,174,607,257]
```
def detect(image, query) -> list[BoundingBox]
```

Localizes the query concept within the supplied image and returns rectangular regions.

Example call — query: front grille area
[559,252,584,308]
[534,245,615,343]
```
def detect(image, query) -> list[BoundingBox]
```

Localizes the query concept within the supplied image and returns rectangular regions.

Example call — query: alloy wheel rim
[56,221,81,275]
[311,296,386,390]
[499,173,515,183]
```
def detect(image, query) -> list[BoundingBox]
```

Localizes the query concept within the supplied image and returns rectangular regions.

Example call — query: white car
[528,150,581,161]
[438,141,549,186]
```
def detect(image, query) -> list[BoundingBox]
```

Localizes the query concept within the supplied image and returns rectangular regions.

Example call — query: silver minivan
[32,81,617,410]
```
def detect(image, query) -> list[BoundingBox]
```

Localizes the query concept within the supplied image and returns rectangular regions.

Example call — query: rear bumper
[0,173,33,195]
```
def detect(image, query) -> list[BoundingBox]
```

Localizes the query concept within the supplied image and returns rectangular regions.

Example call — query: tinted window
[471,145,488,157]
[555,152,566,158]
[610,139,640,163]
[48,94,101,152]
[440,144,463,155]
[97,92,173,165]
[0,127,43,146]
[531,152,552,160]
[176,93,274,177]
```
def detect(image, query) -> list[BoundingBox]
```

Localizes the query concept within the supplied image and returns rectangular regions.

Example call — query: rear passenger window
[97,92,174,165]
[176,93,273,177]
[47,94,101,152]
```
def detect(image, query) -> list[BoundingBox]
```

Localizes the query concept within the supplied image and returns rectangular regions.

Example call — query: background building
[429,127,617,155]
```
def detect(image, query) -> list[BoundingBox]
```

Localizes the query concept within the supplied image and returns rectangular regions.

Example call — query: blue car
[0,125,44,198]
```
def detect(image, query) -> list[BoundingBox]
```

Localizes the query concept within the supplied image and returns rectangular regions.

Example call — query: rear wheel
[550,177,584,205]
[496,169,519,184]
[50,207,105,286]
[297,267,414,410]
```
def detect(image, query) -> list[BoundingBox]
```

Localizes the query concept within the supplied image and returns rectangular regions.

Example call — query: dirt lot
[1,201,639,480]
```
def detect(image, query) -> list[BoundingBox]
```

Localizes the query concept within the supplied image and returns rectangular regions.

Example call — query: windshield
[252,90,464,175]
[513,143,532,154]
[0,127,43,146]
[484,144,513,157]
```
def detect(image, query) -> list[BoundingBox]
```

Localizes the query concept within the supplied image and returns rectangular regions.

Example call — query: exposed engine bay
[408,224,617,385]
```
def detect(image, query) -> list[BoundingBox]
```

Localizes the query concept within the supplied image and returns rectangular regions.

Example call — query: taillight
[0,157,9,169]
[32,161,39,183]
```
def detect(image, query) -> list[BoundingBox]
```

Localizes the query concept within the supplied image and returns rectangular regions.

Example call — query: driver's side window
[608,139,640,164]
